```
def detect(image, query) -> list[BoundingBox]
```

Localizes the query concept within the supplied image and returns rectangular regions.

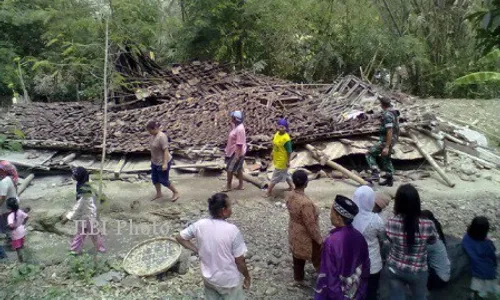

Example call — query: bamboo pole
[408,132,455,187]
[59,153,77,165]
[305,144,368,185]
[98,18,109,200]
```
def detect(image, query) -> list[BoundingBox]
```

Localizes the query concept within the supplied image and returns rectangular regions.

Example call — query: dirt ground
[0,98,499,300]
[0,163,499,299]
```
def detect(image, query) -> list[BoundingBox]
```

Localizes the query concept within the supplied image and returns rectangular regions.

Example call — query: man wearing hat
[224,111,247,192]
[314,195,370,300]
[364,96,399,186]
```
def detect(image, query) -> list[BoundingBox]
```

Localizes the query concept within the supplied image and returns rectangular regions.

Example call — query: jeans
[0,244,6,259]
[386,266,428,300]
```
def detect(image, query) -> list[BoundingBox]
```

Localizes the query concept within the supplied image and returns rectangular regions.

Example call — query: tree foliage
[0,0,497,101]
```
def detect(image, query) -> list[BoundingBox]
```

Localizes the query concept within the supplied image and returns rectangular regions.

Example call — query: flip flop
[235,186,245,191]
[170,195,180,202]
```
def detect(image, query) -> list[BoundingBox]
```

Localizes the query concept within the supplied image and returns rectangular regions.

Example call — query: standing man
[176,193,251,300]
[314,195,370,300]
[224,111,247,192]
[364,96,399,186]
[147,121,179,202]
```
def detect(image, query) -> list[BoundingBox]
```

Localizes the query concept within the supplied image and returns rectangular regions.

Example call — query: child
[61,167,105,255]
[422,210,450,291]
[462,216,498,299]
[265,118,294,197]
[7,197,28,262]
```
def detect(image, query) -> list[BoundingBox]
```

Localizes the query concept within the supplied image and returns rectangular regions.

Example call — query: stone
[459,173,471,182]
[281,203,287,209]
[252,255,262,262]
[245,250,254,260]
[274,202,281,207]
[93,271,123,287]
[475,173,481,178]
[121,275,143,288]
[331,171,345,179]
[265,287,278,296]
[460,161,477,176]
[484,174,493,181]
[268,256,281,266]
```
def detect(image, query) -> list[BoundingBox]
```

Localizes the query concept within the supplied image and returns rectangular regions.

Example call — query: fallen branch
[305,144,368,185]
[408,132,455,187]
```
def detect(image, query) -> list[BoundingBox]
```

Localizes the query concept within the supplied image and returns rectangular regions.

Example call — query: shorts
[151,161,172,187]
[204,281,245,300]
[225,154,244,173]
[12,237,24,250]
[470,277,499,298]
[271,168,291,184]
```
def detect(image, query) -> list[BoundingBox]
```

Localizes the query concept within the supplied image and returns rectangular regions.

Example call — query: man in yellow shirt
[265,119,294,197]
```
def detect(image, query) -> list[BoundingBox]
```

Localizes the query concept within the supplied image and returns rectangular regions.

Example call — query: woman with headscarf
[61,167,105,255]
[224,111,247,192]
[352,186,385,299]
[265,118,294,197]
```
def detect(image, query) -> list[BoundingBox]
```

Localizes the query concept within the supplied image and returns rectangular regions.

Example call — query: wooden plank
[447,148,496,169]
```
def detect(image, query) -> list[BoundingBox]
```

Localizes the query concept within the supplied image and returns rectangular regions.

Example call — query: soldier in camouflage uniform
[364,96,399,186]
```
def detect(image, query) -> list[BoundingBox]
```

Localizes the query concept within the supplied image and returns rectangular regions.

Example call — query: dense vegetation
[0,0,498,103]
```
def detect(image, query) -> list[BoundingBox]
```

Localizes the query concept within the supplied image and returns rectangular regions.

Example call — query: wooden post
[18,174,35,196]
[113,155,127,179]
[408,132,455,187]
[305,144,368,185]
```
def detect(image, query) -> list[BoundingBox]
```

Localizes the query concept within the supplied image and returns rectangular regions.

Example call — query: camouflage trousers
[365,141,394,176]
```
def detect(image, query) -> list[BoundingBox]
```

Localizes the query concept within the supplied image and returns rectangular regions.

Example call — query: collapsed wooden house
[0,47,498,188]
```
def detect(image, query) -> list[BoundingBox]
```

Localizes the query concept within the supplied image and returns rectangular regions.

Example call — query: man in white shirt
[176,193,251,300]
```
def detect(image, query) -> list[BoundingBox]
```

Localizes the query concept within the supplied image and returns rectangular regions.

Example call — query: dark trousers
[293,256,306,281]
[427,268,448,291]
[292,242,321,281]
[367,272,381,300]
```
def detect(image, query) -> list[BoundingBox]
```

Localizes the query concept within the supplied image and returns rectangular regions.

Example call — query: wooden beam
[18,174,35,195]
[8,161,50,171]
[170,162,225,170]
[241,172,268,189]
[305,144,368,185]
[447,148,496,169]
[59,153,77,165]
[408,132,455,187]
[113,155,127,179]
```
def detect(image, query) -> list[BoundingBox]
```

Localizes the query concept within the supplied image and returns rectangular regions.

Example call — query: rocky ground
[0,99,499,300]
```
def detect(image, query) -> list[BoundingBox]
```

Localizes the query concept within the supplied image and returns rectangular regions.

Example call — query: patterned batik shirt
[385,215,438,273]
[379,110,399,146]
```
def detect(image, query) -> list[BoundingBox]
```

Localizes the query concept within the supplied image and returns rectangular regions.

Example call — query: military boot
[379,175,393,187]
[369,170,380,182]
